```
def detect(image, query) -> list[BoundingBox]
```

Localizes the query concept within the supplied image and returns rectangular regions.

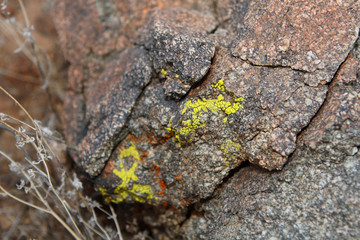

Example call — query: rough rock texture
[140,8,217,99]
[53,0,360,238]
[232,0,358,86]
[182,46,360,240]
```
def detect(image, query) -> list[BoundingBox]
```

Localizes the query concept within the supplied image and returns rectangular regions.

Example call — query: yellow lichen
[181,94,241,116]
[221,139,241,166]
[211,79,226,92]
[160,68,167,75]
[99,142,154,203]
[166,79,244,146]
[119,142,140,161]
[212,80,245,103]
[98,186,108,196]
[113,159,139,186]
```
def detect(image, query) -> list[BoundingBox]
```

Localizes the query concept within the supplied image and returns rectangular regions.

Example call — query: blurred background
[0,0,70,238]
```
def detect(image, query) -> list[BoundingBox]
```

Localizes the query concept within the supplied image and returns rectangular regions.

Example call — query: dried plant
[0,0,51,87]
[0,1,123,239]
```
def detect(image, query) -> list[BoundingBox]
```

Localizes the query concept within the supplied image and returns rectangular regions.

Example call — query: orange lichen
[159,179,167,190]
[174,173,183,184]
[158,179,167,196]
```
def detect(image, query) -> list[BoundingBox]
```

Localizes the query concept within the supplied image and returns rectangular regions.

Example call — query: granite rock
[182,42,360,240]
[64,47,152,176]
[53,0,360,238]
[140,8,217,99]
[231,0,359,86]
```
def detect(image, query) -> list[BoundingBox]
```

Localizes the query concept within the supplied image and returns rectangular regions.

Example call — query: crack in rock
[55,0,360,216]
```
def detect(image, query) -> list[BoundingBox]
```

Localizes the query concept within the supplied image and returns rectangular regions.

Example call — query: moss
[99,142,154,203]
[166,79,245,146]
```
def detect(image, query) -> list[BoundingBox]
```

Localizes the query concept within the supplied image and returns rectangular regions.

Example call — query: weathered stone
[53,0,360,238]
[182,45,360,240]
[204,47,328,170]
[52,0,105,64]
[65,47,152,176]
[140,8,217,99]
[51,0,159,64]
[93,41,329,205]
[231,0,359,86]
[95,77,248,205]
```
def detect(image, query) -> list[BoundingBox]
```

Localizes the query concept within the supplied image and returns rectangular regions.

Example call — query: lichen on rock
[166,79,244,146]
[53,0,360,238]
[98,142,154,203]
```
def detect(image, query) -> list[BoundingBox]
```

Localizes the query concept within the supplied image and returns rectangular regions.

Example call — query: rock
[203,47,328,171]
[231,0,359,87]
[64,47,152,176]
[140,8,217,99]
[53,0,360,238]
[182,43,360,240]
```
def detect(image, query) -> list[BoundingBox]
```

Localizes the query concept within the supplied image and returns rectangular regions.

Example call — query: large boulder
[53,0,360,238]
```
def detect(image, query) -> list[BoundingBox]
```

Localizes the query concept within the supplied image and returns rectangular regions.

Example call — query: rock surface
[182,45,360,240]
[53,0,360,238]
[140,8,217,99]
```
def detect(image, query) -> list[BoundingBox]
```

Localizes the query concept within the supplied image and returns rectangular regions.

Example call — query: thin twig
[110,204,123,240]
[0,86,35,125]
[0,149,83,240]
[79,216,107,239]
[91,207,111,240]
[17,0,30,28]
[0,114,35,131]
[0,186,49,213]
